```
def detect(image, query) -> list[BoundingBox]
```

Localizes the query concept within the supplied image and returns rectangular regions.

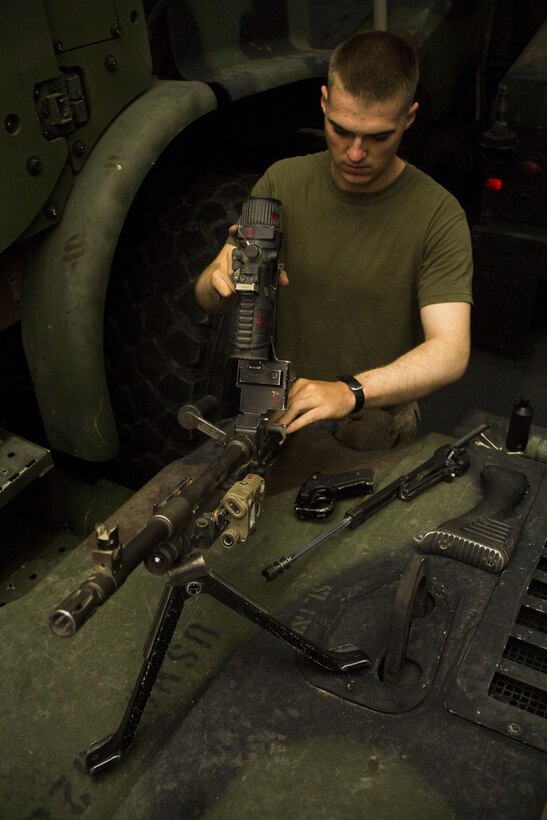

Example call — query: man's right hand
[195,226,239,314]
[195,226,288,314]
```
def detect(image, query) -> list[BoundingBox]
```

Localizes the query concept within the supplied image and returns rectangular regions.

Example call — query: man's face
[320,82,418,192]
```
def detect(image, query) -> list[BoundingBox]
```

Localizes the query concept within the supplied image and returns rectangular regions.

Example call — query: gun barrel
[49,518,169,637]
[50,579,110,638]
[50,439,253,637]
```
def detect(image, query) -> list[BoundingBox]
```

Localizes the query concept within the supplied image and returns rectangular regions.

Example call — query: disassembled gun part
[295,468,375,520]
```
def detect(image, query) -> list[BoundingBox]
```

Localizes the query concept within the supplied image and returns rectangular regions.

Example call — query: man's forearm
[279,301,471,434]
[356,334,470,407]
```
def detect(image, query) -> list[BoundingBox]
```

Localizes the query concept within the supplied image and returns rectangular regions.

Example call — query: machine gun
[49,196,371,774]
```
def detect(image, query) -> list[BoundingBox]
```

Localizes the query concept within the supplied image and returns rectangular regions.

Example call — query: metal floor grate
[489,673,547,718]
[516,605,547,633]
[488,542,547,721]
[527,578,547,601]
[502,637,547,674]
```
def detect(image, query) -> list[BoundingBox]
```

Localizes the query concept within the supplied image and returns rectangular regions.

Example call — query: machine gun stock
[415,463,529,571]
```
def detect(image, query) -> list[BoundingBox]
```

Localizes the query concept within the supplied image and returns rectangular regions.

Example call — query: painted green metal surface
[0,0,68,252]
[21,80,218,461]
[0,435,482,817]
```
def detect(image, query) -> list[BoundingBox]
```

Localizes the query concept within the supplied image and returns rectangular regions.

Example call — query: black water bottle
[506,397,533,451]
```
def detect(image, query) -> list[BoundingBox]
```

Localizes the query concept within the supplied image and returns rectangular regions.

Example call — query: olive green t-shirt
[250,152,473,381]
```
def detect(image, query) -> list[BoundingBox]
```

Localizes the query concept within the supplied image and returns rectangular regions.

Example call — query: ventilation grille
[487,542,547,718]
[489,674,546,718]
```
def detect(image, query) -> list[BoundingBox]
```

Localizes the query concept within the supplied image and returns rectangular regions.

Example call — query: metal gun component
[85,551,371,775]
[231,197,291,424]
[415,464,529,572]
[49,436,253,637]
[237,358,291,418]
[382,555,431,684]
[295,468,375,520]
[262,424,490,581]
[177,400,228,444]
[220,473,265,547]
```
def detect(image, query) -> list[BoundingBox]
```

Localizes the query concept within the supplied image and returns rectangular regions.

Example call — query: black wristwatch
[337,374,365,413]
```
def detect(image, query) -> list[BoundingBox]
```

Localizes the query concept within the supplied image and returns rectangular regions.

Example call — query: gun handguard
[49,438,252,637]
[415,464,529,572]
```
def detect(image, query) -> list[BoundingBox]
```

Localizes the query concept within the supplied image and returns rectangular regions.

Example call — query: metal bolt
[5,114,19,135]
[53,39,63,52]
[111,24,122,36]
[105,54,118,73]
[44,203,59,220]
[507,723,521,736]
[186,581,202,596]
[26,156,42,175]
[72,140,86,158]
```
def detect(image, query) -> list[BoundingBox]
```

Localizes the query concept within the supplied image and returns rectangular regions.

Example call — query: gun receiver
[415,464,529,571]
[262,424,490,581]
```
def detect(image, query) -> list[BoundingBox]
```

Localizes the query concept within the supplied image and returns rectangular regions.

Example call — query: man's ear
[320,84,328,114]
[405,101,419,130]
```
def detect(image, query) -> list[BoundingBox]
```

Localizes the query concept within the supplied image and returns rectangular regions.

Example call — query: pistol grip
[415,464,529,572]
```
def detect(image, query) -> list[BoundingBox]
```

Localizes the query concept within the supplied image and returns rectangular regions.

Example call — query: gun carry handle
[415,464,529,572]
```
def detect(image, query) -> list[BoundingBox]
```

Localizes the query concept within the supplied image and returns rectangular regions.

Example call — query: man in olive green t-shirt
[195,30,472,436]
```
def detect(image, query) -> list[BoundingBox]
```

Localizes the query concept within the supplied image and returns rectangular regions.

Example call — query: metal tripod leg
[86,582,185,774]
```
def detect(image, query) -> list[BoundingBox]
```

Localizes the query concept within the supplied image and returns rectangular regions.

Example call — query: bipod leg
[86,582,185,775]
[169,554,371,673]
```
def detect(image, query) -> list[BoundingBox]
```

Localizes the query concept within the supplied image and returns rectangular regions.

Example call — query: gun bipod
[85,551,371,775]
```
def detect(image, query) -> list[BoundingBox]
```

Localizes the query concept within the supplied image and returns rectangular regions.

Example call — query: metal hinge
[34,70,89,140]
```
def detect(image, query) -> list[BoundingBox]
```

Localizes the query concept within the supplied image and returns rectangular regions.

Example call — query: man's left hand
[278,378,357,434]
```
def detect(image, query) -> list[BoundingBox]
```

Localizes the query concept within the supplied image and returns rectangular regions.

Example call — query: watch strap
[337,374,365,413]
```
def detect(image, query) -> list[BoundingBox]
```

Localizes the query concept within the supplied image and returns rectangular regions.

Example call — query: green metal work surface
[0,430,545,817]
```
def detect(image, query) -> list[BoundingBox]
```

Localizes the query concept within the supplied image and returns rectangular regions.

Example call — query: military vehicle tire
[104,172,259,487]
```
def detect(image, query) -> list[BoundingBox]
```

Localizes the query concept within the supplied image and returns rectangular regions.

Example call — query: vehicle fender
[21,79,217,462]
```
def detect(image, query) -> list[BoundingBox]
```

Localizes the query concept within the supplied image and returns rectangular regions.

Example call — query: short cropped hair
[328,30,419,109]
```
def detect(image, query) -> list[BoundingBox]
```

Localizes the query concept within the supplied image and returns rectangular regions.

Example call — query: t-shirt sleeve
[417,196,473,308]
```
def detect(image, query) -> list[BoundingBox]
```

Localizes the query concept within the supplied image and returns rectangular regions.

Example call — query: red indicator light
[485,177,503,193]
[246,227,253,238]
[257,311,265,327]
